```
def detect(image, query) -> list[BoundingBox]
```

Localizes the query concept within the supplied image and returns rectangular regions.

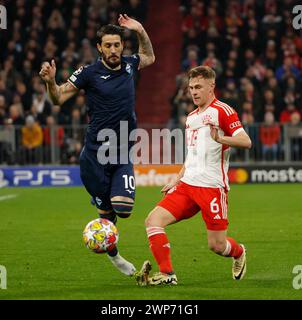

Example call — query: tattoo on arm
[46,82,76,105]
[137,28,155,68]
[46,81,60,105]
[61,83,70,94]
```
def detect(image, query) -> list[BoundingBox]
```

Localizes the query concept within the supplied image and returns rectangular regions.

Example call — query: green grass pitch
[0,184,301,300]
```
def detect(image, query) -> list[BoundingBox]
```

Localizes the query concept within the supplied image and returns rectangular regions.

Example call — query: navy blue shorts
[79,147,135,211]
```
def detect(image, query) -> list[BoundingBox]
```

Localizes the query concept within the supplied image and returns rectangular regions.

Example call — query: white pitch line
[0,194,18,202]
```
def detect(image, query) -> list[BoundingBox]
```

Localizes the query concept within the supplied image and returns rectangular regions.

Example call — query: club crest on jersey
[95,197,102,206]
[202,114,213,124]
[126,63,132,74]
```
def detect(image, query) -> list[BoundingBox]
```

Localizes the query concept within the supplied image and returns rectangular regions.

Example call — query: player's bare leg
[207,230,246,280]
[141,206,178,286]
[97,208,136,276]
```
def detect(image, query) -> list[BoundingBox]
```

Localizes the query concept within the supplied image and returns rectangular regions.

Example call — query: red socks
[146,226,242,273]
[223,237,243,259]
[146,227,173,274]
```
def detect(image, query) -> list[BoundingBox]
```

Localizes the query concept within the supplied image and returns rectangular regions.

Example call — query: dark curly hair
[97,24,125,44]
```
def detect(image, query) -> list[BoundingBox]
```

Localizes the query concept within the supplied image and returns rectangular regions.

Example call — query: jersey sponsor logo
[125,189,134,194]
[229,121,241,129]
[100,75,110,80]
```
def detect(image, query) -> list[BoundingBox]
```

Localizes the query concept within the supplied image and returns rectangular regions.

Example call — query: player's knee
[145,215,153,227]
[145,207,175,228]
[111,198,134,219]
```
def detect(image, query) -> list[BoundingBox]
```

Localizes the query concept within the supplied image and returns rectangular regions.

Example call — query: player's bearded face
[189,77,215,107]
[99,35,123,69]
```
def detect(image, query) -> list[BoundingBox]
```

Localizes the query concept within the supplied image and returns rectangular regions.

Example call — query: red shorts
[158,181,229,231]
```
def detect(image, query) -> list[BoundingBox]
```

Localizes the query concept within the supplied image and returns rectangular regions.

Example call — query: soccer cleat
[133,260,152,286]
[108,253,136,276]
[232,244,246,280]
[148,272,178,286]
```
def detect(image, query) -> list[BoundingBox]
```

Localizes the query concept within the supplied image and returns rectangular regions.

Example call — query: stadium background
[0,0,302,300]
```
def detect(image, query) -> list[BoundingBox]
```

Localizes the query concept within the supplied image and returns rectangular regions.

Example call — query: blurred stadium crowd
[171,0,302,161]
[0,0,302,164]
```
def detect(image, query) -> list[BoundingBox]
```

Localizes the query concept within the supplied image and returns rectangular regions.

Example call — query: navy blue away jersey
[68,54,140,152]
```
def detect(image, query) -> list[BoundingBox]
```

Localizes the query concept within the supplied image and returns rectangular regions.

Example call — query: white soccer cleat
[108,253,136,276]
[232,244,246,280]
[133,260,152,286]
[148,272,178,286]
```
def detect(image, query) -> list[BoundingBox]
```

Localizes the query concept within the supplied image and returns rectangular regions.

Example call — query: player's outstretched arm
[207,123,252,149]
[218,130,252,149]
[39,60,78,105]
[118,14,155,69]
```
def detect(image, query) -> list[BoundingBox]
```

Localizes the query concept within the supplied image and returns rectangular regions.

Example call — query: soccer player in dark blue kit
[39,14,155,276]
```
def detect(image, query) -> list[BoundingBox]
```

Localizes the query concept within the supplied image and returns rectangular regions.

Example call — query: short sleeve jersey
[181,98,244,190]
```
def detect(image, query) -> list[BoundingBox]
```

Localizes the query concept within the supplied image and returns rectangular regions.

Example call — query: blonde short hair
[188,66,216,80]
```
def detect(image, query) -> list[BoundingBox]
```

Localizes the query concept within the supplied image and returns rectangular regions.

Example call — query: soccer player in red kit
[136,66,252,285]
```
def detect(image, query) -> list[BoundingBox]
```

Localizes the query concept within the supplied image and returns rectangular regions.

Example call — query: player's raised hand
[39,59,56,83]
[118,14,143,33]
